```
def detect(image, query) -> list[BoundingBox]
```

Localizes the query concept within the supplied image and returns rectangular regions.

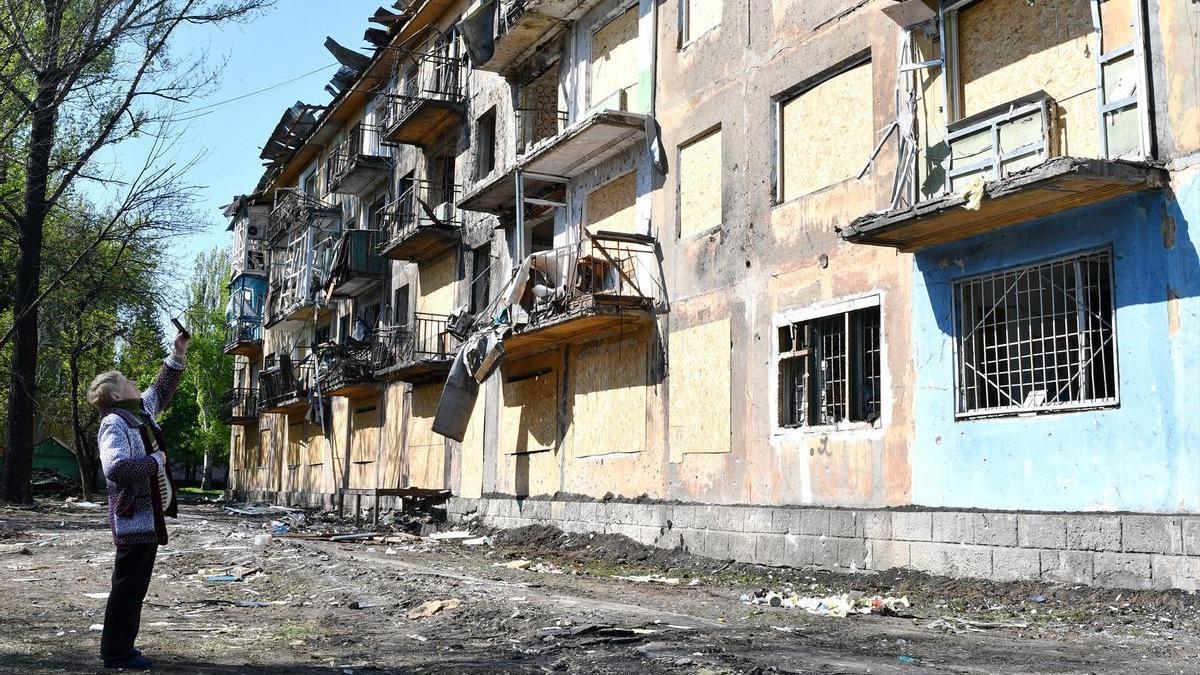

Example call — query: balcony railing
[379,52,466,147]
[316,338,380,397]
[378,179,462,261]
[219,387,259,425]
[374,313,460,383]
[516,107,568,155]
[473,0,607,76]
[267,189,341,243]
[259,356,316,414]
[223,318,263,356]
[326,124,390,194]
[327,228,387,297]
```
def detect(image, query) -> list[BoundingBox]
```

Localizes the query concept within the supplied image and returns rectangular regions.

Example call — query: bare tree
[0,0,271,503]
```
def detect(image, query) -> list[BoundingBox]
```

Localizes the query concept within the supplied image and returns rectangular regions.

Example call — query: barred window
[953,250,1118,417]
[777,305,881,428]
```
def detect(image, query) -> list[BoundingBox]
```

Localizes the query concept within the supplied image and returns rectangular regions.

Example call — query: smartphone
[171,317,191,339]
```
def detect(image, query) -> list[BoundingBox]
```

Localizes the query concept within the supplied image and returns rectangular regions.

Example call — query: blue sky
[89,1,383,281]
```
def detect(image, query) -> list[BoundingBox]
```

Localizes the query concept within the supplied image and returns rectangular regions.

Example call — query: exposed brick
[1122,515,1182,555]
[860,512,892,540]
[1184,519,1200,556]
[768,508,792,534]
[974,513,1018,547]
[909,542,992,579]
[799,509,830,536]
[784,535,816,567]
[892,511,933,541]
[1150,555,1200,592]
[1094,552,1153,589]
[932,511,973,543]
[756,533,788,566]
[1018,514,1067,549]
[1066,515,1122,551]
[828,511,857,538]
[740,507,775,534]
[992,548,1041,582]
[868,539,910,570]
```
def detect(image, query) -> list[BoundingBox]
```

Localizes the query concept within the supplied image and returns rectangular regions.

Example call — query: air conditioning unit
[431,201,454,223]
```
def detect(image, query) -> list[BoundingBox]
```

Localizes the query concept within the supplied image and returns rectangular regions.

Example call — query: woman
[87,330,189,670]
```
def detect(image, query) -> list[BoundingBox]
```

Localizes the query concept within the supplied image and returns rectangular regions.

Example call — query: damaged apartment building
[221,0,1200,590]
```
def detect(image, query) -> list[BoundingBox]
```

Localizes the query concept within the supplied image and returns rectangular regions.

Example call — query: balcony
[379,52,465,148]
[460,110,646,216]
[259,357,316,415]
[264,280,319,329]
[316,339,380,399]
[374,314,460,384]
[377,180,462,262]
[266,189,341,244]
[218,388,259,426]
[501,232,661,357]
[469,0,606,77]
[326,124,390,195]
[223,318,262,356]
[841,157,1168,251]
[327,229,387,298]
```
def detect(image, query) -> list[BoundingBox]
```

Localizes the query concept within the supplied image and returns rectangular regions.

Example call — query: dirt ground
[1,500,1197,674]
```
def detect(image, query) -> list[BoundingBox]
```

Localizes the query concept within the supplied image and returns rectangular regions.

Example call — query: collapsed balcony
[266,189,341,244]
[218,387,259,426]
[326,228,388,298]
[326,123,390,195]
[264,278,320,329]
[377,179,462,262]
[466,0,606,77]
[379,52,465,148]
[316,339,380,399]
[499,231,662,357]
[459,110,646,217]
[223,318,263,356]
[374,313,461,384]
[259,357,316,415]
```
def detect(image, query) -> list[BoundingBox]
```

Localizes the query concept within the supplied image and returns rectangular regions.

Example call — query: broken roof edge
[840,156,1169,247]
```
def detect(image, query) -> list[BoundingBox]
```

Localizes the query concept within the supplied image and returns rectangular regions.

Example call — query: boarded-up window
[955,0,1097,157]
[407,384,446,488]
[351,405,380,463]
[778,60,873,202]
[569,335,647,458]
[678,128,722,237]
[590,7,640,112]
[418,253,457,315]
[683,0,720,43]
[668,316,730,459]
[501,354,558,454]
[586,172,637,235]
[287,421,304,466]
[258,429,271,469]
[305,423,323,465]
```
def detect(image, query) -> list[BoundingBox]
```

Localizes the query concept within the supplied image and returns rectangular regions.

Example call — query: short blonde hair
[87,371,125,409]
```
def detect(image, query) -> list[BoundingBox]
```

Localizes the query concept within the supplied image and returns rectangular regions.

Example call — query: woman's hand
[172,331,190,361]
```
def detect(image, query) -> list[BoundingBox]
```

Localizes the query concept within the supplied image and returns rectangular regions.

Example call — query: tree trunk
[68,348,93,502]
[3,67,60,504]
[201,450,212,491]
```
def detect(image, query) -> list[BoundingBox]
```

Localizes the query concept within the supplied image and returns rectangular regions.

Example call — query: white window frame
[771,294,885,436]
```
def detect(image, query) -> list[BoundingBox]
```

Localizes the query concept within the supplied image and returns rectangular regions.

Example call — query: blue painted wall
[227,274,267,322]
[910,178,1200,513]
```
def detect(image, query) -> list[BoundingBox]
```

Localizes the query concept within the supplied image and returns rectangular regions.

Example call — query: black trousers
[100,543,158,660]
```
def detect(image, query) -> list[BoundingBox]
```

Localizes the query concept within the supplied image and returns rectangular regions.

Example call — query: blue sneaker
[102,653,153,669]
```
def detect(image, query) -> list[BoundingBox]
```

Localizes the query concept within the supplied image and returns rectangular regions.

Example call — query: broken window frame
[678,0,720,48]
[943,93,1054,193]
[951,248,1120,419]
[773,297,883,433]
[939,0,1152,168]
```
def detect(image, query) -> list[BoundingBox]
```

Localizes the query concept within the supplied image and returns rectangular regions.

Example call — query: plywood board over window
[287,420,304,466]
[418,253,458,315]
[668,316,731,460]
[569,334,648,458]
[586,172,638,235]
[955,0,1097,157]
[590,6,640,112]
[351,404,380,464]
[501,353,559,454]
[407,383,446,488]
[678,128,722,238]
[778,59,873,203]
[683,0,721,43]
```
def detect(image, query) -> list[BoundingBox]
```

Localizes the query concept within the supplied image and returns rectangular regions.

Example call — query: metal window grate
[777,306,881,428]
[953,250,1118,417]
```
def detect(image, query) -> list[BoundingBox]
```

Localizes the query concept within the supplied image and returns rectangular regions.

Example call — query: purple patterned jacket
[98,357,184,546]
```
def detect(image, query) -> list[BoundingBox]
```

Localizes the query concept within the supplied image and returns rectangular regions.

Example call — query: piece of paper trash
[83,592,110,600]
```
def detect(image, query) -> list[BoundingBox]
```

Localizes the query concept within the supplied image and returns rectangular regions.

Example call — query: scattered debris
[926,616,1030,633]
[0,543,31,555]
[497,559,532,570]
[83,592,110,600]
[614,574,682,585]
[426,530,474,541]
[898,655,920,665]
[407,598,461,620]
[743,590,911,618]
[330,533,380,542]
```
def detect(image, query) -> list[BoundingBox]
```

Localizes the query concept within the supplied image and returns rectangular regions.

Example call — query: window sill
[771,175,869,210]
[954,401,1119,422]
[679,25,721,52]
[772,421,882,437]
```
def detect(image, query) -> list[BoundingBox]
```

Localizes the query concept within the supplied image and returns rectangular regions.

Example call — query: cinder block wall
[447,497,1200,592]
